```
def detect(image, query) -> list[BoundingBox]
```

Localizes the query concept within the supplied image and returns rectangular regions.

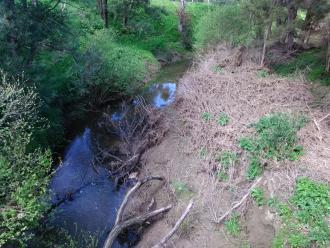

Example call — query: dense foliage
[272,178,330,247]
[195,4,256,48]
[240,113,307,180]
[0,73,52,246]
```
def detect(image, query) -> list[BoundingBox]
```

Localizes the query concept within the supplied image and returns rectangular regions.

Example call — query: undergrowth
[271,178,330,248]
[224,214,241,237]
[251,187,265,206]
[272,49,330,85]
[240,113,307,180]
[216,151,237,182]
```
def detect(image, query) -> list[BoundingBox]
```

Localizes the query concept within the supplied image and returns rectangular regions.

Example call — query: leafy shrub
[272,178,330,248]
[224,214,241,237]
[0,73,52,246]
[240,113,306,180]
[272,49,330,85]
[195,5,256,48]
[246,157,263,181]
[240,113,307,161]
[77,30,159,104]
[251,187,265,206]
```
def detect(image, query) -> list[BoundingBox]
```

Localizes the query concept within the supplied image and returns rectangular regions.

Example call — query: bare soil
[134,46,330,248]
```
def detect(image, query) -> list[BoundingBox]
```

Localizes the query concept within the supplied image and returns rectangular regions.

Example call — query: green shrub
[240,113,307,161]
[195,5,256,48]
[217,112,230,126]
[272,178,330,248]
[246,157,263,181]
[0,73,52,246]
[77,30,159,103]
[202,111,212,121]
[216,151,237,168]
[251,187,265,206]
[216,171,229,181]
[272,49,330,85]
[224,214,241,237]
[257,69,270,78]
[240,113,306,180]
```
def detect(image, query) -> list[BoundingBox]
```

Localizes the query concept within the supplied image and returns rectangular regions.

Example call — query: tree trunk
[4,0,17,58]
[178,0,186,33]
[261,22,272,67]
[326,41,330,73]
[32,0,37,7]
[286,1,297,51]
[103,0,109,28]
[326,27,330,73]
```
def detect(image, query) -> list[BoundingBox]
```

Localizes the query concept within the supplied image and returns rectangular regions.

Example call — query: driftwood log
[103,176,171,248]
[152,199,194,248]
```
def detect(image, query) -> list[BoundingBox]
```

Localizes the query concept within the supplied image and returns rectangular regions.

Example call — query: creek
[47,60,190,247]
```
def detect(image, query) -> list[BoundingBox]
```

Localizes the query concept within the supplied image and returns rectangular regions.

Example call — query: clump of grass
[202,111,212,121]
[257,69,269,78]
[216,151,237,168]
[224,214,241,237]
[216,171,229,182]
[217,112,230,126]
[271,178,330,248]
[172,181,193,199]
[246,157,263,181]
[239,113,307,180]
[212,65,224,73]
[215,151,237,182]
[199,147,207,159]
[251,187,265,206]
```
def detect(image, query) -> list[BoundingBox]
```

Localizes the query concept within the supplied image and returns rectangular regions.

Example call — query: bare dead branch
[152,199,194,248]
[115,176,164,226]
[103,205,172,248]
[213,177,262,224]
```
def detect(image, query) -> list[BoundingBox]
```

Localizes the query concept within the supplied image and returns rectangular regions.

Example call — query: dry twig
[103,176,168,248]
[213,177,262,224]
[152,199,194,248]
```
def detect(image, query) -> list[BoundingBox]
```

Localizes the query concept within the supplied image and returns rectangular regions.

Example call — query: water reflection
[49,129,129,247]
[149,82,176,108]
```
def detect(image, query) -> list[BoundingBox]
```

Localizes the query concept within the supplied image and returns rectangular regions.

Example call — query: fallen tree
[103,176,172,248]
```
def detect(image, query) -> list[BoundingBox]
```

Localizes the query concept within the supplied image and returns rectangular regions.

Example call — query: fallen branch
[213,177,262,224]
[103,176,167,248]
[103,205,172,248]
[115,176,164,226]
[152,199,194,248]
[319,113,330,123]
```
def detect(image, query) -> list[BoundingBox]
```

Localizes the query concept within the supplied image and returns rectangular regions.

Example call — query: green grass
[251,187,265,206]
[202,111,212,121]
[216,151,237,168]
[217,112,230,126]
[271,178,330,248]
[240,113,307,180]
[224,214,241,237]
[272,49,330,85]
[117,0,209,55]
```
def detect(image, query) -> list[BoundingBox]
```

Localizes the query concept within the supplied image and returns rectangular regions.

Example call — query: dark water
[48,61,190,247]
